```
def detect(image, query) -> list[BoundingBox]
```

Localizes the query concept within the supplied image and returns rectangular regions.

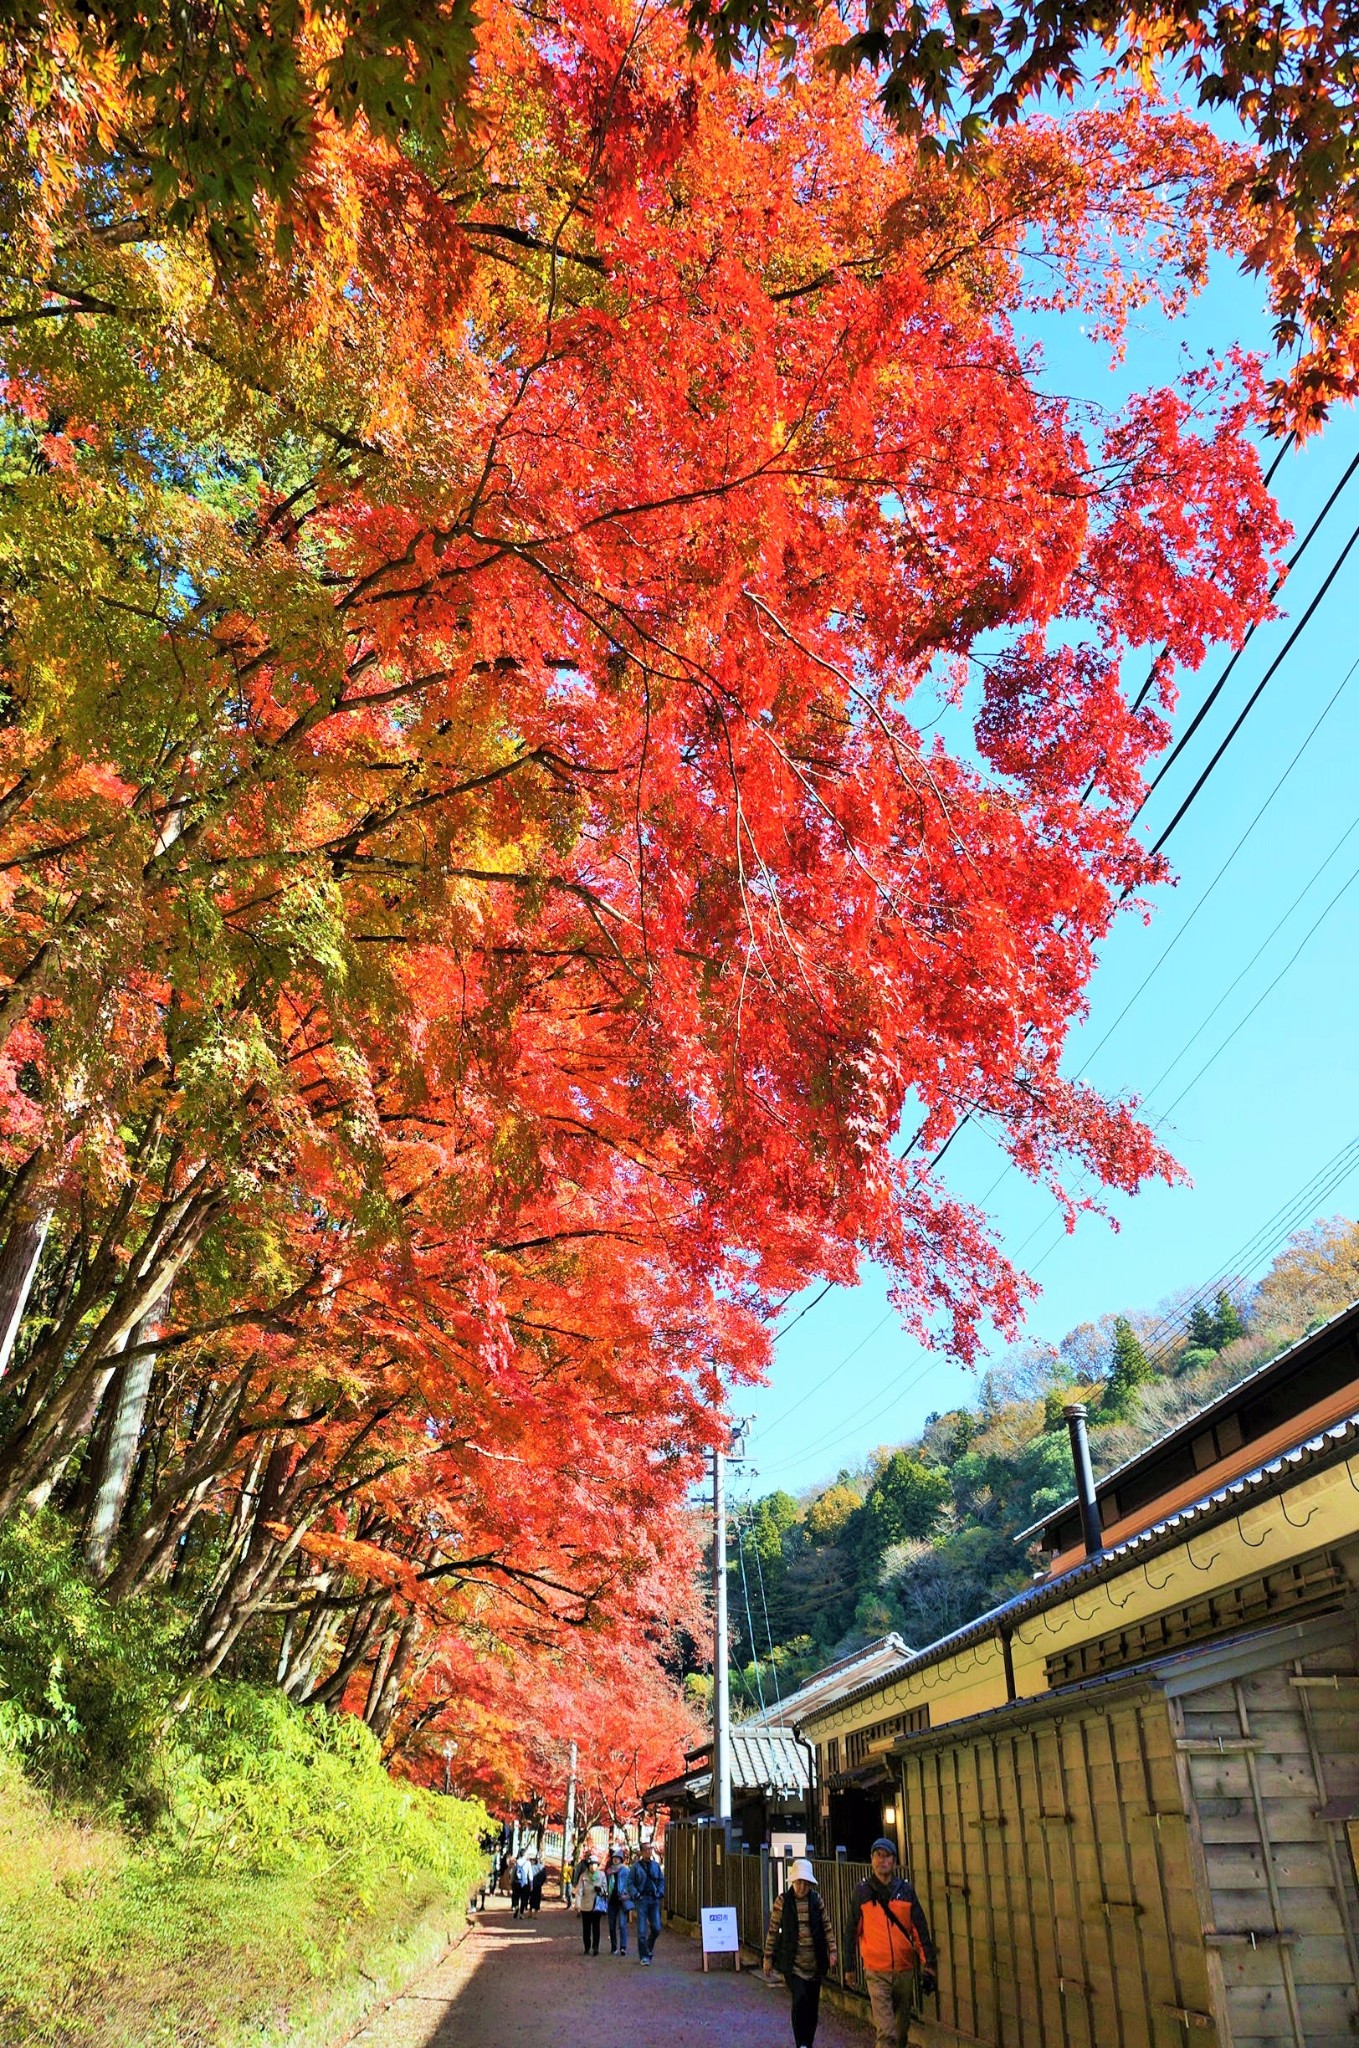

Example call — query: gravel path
[349,1893,873,2048]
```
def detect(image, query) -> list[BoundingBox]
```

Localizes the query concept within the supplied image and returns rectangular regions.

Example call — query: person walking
[763,1856,838,2048]
[845,1838,936,2048]
[529,1854,548,1914]
[512,1847,534,1919]
[576,1853,606,1954]
[631,1838,665,1965]
[606,1847,633,1956]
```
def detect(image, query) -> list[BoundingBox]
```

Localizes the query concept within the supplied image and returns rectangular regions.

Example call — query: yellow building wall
[801,1448,1359,1751]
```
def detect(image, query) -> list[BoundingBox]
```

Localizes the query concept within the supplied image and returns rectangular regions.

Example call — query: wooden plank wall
[1172,1634,1359,2048]
[898,1691,1218,2048]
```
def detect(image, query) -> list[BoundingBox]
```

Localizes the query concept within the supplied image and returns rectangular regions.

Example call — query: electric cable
[1146,515,1359,858]
[749,1514,784,1707]
[758,452,1359,1461]
[734,1510,767,1713]
[762,1128,1359,1477]
[1077,651,1359,1077]
[755,1305,898,1439]
[922,451,1359,1187]
[1157,848,1359,1122]
[1116,432,1299,729]
[771,1281,832,1345]
[1140,809,1359,1110]
[1131,443,1359,790]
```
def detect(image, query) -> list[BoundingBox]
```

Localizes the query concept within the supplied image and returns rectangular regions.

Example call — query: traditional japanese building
[639,1723,812,1847]
[789,1300,1359,2045]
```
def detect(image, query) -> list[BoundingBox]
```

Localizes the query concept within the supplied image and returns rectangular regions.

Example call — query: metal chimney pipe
[1063,1403,1103,1558]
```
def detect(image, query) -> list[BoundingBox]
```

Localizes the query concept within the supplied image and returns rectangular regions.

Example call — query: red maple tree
[0,2,1291,1802]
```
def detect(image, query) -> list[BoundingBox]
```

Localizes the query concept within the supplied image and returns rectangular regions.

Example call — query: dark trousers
[580,1911,601,1954]
[635,1897,661,1958]
[790,1974,822,2047]
[510,1880,524,1915]
[608,1896,628,1951]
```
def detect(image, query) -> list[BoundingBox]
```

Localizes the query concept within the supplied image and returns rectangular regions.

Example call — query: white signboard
[700,1905,741,1970]
[770,1831,807,1862]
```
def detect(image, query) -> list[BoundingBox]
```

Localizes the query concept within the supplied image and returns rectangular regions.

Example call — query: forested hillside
[726,1220,1359,1709]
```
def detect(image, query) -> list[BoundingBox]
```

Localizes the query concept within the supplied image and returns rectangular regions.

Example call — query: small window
[1191,1431,1216,1473]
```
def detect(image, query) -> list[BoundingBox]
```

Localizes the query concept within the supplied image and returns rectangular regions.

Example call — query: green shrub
[0,1516,489,2046]
[0,1514,186,1817]
[168,1684,481,1897]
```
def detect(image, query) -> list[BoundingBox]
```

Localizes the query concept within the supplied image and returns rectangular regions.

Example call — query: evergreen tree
[1211,1288,1245,1349]
[857,1452,950,1566]
[1187,1301,1218,1349]
[1103,1316,1153,1419]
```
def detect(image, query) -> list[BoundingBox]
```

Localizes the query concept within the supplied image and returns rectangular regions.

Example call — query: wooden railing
[663,1822,870,2000]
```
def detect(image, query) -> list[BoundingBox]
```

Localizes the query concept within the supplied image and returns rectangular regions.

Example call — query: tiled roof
[1025,1292,1359,1548]
[816,1409,1359,1720]
[747,1634,912,1729]
[642,1724,811,1806]
[730,1725,810,1796]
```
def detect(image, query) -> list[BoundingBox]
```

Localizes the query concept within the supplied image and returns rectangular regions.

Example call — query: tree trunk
[0,1202,51,1378]
[84,1297,165,1576]
[365,1613,418,1741]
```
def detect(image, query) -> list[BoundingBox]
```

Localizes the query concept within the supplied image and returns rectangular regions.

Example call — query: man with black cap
[845,1836,936,2047]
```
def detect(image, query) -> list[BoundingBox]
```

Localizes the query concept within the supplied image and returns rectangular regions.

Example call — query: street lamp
[443,1738,459,1795]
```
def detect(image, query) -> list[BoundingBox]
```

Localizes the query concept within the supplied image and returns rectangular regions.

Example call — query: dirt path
[349,1893,873,2048]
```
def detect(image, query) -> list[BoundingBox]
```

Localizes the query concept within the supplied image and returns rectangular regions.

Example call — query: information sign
[700,1905,741,1971]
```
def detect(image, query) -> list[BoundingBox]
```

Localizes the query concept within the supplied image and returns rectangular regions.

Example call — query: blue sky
[742,255,1359,1499]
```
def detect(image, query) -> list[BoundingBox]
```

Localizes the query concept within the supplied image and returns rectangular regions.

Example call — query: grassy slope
[0,1757,471,2048]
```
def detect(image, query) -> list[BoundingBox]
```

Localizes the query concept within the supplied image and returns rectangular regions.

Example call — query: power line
[761,1129,1359,1479]
[1077,651,1359,1077]
[1157,846,1359,1122]
[758,451,1359,1466]
[1140,809,1359,1111]
[734,1511,766,1713]
[755,1304,897,1440]
[1116,432,1299,730]
[771,1281,832,1344]
[1145,516,1359,859]
[748,1512,784,1707]
[925,448,1359,1192]
[1131,444,1359,801]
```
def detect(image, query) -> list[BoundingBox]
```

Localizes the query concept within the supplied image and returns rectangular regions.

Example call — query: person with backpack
[511,1847,534,1918]
[763,1856,838,2048]
[630,1839,665,1964]
[606,1848,633,1956]
[845,1838,936,2047]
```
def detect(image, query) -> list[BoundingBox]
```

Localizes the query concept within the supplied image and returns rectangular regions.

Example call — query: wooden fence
[663,1822,871,1999]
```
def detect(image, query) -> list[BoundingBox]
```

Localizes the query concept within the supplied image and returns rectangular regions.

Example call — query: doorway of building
[827,1785,884,1860]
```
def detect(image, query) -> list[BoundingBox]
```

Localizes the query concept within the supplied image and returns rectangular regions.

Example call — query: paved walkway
[350,1894,872,2048]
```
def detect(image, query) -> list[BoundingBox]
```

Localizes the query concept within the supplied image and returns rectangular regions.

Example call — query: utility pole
[562,1738,579,1896]
[713,1437,731,1828]
[712,1418,750,1833]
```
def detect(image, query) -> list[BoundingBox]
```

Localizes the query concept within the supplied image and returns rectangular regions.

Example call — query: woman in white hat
[763,1855,839,2048]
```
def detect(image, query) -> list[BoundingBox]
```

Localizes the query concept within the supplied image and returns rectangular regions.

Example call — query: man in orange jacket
[845,1838,937,2048]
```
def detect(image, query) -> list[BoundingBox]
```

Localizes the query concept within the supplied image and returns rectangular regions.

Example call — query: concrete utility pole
[712,1417,751,1831]
[562,1738,579,1893]
[713,1439,731,1827]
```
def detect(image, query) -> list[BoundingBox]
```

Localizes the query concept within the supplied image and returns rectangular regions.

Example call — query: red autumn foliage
[0,1,1290,1808]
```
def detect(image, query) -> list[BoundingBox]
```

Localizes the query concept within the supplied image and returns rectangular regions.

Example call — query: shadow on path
[351,1894,872,2048]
